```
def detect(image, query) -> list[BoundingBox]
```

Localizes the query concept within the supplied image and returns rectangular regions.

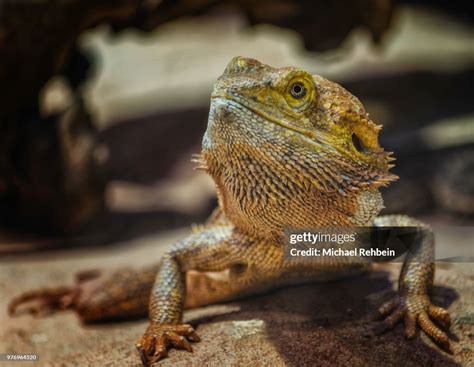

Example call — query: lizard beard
[201,98,387,237]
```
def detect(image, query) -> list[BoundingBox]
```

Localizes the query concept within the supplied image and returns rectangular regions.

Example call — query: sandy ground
[0,226,472,367]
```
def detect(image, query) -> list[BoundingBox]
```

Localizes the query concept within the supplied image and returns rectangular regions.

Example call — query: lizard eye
[285,76,313,110]
[290,82,306,99]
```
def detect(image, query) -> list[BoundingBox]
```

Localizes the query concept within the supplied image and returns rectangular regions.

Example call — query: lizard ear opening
[351,133,366,153]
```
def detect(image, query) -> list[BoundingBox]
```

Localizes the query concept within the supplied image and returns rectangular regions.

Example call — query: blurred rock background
[85,4,474,225]
[85,3,474,228]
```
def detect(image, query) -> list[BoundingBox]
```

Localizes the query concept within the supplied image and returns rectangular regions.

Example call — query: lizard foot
[8,269,101,317]
[136,323,200,365]
[377,293,452,352]
[8,286,77,317]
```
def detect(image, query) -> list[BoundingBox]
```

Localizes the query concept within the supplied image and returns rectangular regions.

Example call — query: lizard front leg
[136,226,273,365]
[374,215,451,351]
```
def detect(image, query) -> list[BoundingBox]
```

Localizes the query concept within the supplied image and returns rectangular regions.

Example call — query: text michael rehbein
[290,248,396,257]
[289,232,356,245]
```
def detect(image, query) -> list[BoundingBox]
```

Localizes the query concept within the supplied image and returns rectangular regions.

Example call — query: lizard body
[9,57,451,365]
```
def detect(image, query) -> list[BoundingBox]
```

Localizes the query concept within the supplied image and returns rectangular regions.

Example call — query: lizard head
[203,57,398,228]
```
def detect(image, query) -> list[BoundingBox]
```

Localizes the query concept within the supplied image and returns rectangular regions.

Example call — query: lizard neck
[202,144,383,240]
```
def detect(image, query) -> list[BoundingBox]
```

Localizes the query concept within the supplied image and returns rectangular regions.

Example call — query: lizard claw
[136,323,200,365]
[376,294,452,353]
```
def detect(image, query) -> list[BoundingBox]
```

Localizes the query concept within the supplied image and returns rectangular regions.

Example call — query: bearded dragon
[9,57,452,365]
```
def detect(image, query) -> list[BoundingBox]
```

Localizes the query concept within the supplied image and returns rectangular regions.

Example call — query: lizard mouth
[211,94,317,141]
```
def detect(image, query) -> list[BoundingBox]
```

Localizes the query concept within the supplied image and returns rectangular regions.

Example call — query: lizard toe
[404,313,417,339]
[418,311,452,353]
[377,296,400,317]
[428,304,451,328]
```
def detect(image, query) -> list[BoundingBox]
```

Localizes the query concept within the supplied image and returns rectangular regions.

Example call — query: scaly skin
[9,57,451,364]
